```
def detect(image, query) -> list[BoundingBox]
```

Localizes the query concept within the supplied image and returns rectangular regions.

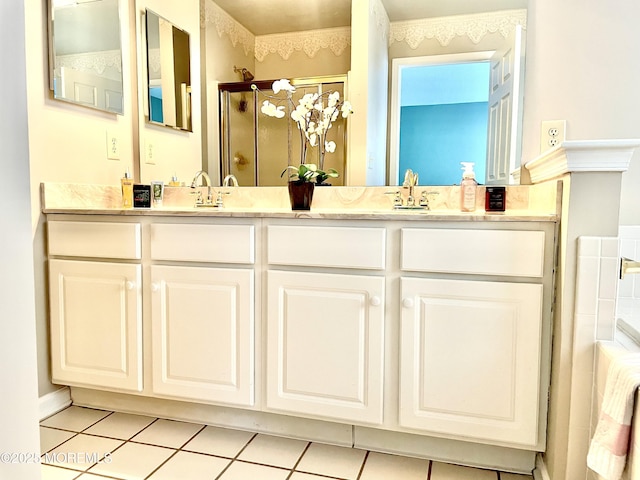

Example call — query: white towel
[588,354,640,480]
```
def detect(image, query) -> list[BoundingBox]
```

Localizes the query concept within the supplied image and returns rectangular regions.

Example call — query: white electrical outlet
[540,120,566,153]
[144,140,155,165]
[106,130,120,160]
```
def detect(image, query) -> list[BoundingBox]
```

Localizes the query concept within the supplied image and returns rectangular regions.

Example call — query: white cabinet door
[266,270,385,424]
[399,277,543,447]
[150,265,254,406]
[49,259,142,391]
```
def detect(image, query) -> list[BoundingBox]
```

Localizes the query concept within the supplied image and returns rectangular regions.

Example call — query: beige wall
[521,0,640,225]
[255,48,351,80]
[1,1,42,478]
[25,0,202,397]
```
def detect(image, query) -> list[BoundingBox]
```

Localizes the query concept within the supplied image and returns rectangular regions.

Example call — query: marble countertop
[42,205,557,221]
[41,183,560,222]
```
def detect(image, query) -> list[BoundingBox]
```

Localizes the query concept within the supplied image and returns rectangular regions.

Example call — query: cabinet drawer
[268,225,386,270]
[401,228,545,277]
[151,223,255,264]
[48,221,141,259]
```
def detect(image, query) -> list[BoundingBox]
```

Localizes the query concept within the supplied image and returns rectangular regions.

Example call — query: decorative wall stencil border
[390,9,527,48]
[147,48,160,74]
[202,0,255,56]
[55,50,122,76]
[372,0,390,43]
[255,26,351,62]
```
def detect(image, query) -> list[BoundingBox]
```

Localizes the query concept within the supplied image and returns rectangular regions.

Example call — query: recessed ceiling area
[212,0,527,36]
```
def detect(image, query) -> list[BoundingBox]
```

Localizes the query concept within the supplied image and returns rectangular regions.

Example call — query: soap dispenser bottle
[460,162,478,212]
[168,174,181,187]
[121,169,133,208]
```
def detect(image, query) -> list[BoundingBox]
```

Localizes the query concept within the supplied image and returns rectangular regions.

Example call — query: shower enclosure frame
[218,75,349,187]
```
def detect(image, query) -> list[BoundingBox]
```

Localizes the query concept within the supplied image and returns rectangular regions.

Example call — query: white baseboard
[39,387,71,421]
[533,453,551,480]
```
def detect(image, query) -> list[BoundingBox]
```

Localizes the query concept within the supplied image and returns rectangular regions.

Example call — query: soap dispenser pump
[460,162,478,212]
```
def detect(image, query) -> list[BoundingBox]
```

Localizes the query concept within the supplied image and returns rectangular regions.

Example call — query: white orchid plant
[251,79,353,184]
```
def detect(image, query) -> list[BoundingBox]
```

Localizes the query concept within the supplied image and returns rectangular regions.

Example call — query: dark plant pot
[288,181,314,210]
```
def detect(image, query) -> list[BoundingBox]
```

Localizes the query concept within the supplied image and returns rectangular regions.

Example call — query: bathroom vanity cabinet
[397,228,548,447]
[47,221,143,392]
[45,211,557,470]
[148,223,256,406]
[265,225,387,424]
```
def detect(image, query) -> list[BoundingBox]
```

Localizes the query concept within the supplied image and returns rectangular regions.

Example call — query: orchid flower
[253,78,354,177]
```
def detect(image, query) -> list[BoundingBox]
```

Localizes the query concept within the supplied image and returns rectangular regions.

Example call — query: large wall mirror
[204,0,527,187]
[144,9,192,132]
[48,0,124,114]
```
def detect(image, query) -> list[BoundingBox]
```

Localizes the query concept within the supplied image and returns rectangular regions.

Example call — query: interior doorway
[389,52,494,186]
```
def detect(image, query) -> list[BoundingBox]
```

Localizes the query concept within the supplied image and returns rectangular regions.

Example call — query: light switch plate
[144,140,156,165]
[106,130,120,160]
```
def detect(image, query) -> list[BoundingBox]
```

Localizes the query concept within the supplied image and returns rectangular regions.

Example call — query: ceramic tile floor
[39,406,534,480]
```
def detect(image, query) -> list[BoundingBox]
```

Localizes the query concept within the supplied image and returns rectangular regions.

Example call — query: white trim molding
[202,0,255,57]
[524,140,640,184]
[389,9,527,49]
[255,27,351,62]
[39,387,71,421]
[533,453,551,480]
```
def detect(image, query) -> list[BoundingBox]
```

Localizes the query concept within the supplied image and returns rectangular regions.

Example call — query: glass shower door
[219,76,348,186]
[220,90,257,186]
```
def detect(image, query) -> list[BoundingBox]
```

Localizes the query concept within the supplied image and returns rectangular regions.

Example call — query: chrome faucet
[223,174,239,187]
[190,170,213,205]
[403,169,419,207]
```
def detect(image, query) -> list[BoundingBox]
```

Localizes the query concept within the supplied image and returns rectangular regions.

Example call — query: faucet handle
[385,190,403,207]
[419,190,439,210]
[215,191,230,207]
[190,189,203,205]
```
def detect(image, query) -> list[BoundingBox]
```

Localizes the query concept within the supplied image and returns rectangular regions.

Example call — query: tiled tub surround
[42,181,559,475]
[40,181,560,219]
[618,226,640,341]
[588,227,640,480]
[571,237,620,480]
[39,406,533,480]
[574,236,640,480]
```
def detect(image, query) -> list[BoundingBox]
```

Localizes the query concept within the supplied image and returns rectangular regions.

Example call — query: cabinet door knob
[126,281,135,291]
[370,296,381,307]
[402,298,414,309]
[151,283,160,292]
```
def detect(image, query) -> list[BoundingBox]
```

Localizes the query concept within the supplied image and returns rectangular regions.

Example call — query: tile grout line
[41,408,119,476]
[355,450,370,480]
[80,411,157,477]
[214,431,259,479]
[285,440,312,480]
[39,427,80,456]
[42,408,532,480]
[141,423,208,480]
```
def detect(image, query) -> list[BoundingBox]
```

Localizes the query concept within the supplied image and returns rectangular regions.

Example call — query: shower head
[234,66,254,82]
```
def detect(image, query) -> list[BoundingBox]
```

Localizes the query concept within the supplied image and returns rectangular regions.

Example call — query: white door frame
[388,51,495,186]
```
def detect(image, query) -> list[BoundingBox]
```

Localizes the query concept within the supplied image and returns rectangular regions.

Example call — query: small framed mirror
[144,9,192,132]
[48,0,124,115]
